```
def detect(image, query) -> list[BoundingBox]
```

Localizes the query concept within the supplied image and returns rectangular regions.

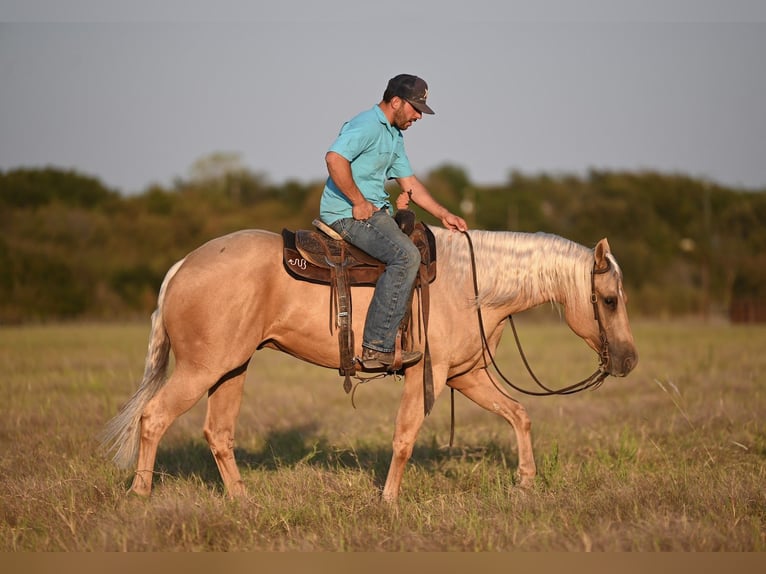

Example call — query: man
[320,73,468,372]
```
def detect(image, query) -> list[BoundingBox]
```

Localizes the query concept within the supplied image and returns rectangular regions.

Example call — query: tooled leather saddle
[281,210,437,415]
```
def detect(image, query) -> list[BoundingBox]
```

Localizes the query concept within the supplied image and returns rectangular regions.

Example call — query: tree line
[1,159,765,323]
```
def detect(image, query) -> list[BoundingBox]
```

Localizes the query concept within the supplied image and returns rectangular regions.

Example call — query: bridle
[462,231,611,399]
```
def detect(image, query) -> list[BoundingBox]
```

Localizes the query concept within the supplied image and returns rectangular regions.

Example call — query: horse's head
[565,238,638,377]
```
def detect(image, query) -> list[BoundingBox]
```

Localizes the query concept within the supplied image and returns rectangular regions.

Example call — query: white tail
[98,258,186,468]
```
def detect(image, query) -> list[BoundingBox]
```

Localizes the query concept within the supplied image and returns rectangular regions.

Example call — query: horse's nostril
[623,355,637,373]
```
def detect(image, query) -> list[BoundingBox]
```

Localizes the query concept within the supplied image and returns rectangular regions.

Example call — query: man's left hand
[442,213,468,232]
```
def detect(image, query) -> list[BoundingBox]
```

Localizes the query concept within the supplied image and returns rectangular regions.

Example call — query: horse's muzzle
[610,352,638,377]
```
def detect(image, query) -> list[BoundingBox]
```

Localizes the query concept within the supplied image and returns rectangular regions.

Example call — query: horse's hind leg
[203,364,248,498]
[449,368,536,487]
[130,363,216,496]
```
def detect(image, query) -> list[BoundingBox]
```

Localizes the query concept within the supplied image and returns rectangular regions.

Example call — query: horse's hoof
[518,475,536,490]
[127,487,151,498]
[227,481,248,499]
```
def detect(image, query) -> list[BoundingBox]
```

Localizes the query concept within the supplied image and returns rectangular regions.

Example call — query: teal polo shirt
[320,105,414,224]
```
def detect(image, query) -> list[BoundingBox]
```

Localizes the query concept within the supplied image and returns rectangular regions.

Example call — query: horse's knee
[203,427,234,457]
[391,437,415,463]
[516,406,532,434]
[501,400,531,433]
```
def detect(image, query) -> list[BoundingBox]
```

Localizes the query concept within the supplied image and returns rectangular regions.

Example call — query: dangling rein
[462,230,610,396]
[446,231,611,447]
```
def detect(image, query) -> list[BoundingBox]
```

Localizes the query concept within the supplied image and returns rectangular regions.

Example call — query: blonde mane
[432,228,595,309]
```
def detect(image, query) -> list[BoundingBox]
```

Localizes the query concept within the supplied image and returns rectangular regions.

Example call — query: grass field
[0,319,764,551]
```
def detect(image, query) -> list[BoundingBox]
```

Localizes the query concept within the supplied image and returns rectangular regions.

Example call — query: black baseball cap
[386,74,435,115]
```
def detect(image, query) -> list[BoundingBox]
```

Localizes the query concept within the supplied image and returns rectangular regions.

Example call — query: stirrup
[359,348,422,372]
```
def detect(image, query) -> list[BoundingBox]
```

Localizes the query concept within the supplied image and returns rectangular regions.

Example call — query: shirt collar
[374,104,401,137]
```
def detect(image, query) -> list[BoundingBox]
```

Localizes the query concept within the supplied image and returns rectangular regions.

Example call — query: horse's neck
[434,228,591,314]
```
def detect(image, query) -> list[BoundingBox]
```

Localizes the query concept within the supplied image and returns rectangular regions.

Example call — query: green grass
[1,319,764,550]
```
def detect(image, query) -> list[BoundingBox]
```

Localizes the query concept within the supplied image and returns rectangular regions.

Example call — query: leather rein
[461,231,611,399]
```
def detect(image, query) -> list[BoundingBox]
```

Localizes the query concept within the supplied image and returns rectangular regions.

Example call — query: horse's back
[184,229,281,265]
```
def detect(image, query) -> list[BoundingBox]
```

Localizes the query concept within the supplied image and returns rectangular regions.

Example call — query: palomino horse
[101,227,637,501]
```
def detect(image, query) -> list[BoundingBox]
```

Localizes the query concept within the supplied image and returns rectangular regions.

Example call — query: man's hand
[441,212,468,232]
[352,200,376,220]
[395,176,468,232]
[396,190,412,210]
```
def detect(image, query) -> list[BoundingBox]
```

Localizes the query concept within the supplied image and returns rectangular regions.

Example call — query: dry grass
[0,318,764,551]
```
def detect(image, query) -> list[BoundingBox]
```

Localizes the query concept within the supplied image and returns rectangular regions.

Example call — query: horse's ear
[594,238,611,271]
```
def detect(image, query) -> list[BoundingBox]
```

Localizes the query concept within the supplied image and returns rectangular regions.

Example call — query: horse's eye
[604,296,617,310]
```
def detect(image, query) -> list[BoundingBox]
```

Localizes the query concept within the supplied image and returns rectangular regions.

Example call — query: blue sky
[2,1,765,193]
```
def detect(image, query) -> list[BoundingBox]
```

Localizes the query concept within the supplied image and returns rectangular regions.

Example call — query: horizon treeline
[1,158,765,324]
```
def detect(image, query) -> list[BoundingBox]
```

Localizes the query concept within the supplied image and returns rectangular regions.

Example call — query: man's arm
[325,151,376,220]
[395,175,468,232]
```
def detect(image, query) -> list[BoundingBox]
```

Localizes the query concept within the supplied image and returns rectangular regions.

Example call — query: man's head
[384,74,435,115]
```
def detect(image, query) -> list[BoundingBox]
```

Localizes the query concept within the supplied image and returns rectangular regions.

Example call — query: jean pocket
[330,217,357,239]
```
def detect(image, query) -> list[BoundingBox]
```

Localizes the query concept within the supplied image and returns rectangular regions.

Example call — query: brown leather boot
[360,347,422,371]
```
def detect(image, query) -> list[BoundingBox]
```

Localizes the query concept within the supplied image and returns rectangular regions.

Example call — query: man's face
[392,97,422,130]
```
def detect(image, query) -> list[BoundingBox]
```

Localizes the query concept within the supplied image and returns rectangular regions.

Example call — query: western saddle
[281,210,437,415]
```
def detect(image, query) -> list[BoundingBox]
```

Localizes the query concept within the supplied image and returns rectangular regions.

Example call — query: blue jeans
[330,210,422,353]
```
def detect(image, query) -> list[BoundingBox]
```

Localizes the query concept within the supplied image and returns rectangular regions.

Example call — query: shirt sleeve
[327,118,375,162]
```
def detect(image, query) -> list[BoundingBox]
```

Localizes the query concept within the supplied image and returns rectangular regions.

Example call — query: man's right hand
[352,200,376,220]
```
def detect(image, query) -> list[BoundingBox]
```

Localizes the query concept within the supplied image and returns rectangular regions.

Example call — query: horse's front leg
[382,364,447,503]
[449,368,536,488]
